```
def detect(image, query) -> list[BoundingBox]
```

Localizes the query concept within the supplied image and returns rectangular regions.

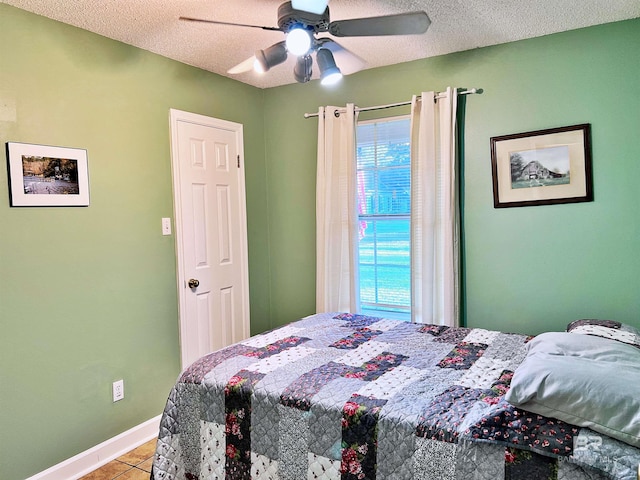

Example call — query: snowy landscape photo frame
[6,142,90,206]
[490,124,592,208]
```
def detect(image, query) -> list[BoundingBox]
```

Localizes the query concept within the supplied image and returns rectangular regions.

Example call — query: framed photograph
[6,142,90,206]
[490,124,592,208]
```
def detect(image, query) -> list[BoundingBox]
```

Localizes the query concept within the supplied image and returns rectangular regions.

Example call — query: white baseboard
[26,415,161,480]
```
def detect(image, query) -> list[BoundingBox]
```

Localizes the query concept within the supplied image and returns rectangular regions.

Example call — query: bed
[151,313,640,479]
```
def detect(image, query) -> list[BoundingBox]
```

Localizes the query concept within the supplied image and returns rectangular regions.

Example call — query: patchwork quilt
[152,313,640,480]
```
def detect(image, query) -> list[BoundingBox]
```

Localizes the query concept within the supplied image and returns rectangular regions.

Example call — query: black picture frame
[490,124,592,208]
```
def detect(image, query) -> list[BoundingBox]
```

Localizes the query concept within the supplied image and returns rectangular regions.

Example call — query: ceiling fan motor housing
[277,1,330,33]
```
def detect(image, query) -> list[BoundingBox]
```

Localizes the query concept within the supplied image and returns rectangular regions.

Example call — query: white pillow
[505,332,640,448]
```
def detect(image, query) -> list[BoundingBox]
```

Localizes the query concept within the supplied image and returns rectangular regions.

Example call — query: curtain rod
[303,88,481,119]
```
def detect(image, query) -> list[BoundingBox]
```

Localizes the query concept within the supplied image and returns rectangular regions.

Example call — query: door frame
[169,108,250,368]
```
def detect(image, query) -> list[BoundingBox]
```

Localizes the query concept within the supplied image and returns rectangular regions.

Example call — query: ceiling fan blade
[227,56,256,74]
[179,16,282,32]
[317,39,366,75]
[328,11,430,37]
[291,0,329,15]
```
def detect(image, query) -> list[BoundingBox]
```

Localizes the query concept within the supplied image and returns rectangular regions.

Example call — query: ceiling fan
[180,0,431,85]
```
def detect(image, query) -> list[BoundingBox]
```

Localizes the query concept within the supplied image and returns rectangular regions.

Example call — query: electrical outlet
[112,379,124,402]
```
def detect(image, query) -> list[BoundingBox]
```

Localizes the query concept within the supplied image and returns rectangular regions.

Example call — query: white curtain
[316,104,360,313]
[410,88,460,326]
[315,91,460,326]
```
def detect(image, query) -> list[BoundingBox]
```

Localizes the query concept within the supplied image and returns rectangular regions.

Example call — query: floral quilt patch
[341,394,388,480]
[242,336,310,358]
[418,324,450,336]
[343,351,408,381]
[466,400,578,456]
[437,342,488,370]
[224,370,266,478]
[330,328,382,349]
[480,370,514,405]
[432,327,471,344]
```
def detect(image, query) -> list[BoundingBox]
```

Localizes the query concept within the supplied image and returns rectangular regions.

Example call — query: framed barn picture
[490,124,592,208]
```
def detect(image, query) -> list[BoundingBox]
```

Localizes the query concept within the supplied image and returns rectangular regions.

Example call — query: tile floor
[79,439,155,480]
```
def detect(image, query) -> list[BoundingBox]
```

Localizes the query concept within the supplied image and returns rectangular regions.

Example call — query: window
[356,116,411,320]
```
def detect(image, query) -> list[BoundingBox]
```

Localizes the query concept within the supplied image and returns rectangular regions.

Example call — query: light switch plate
[162,217,172,236]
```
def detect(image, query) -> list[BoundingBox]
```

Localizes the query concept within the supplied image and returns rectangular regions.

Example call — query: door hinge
[237,155,240,168]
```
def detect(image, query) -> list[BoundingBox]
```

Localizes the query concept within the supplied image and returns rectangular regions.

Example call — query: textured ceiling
[3,0,640,89]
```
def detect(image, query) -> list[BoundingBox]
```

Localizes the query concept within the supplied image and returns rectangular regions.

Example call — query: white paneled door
[170,109,250,369]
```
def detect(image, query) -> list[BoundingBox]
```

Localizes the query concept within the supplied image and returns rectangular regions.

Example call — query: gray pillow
[505,331,640,448]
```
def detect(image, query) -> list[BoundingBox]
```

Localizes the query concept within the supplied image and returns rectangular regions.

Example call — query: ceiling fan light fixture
[293,55,313,83]
[291,0,329,15]
[254,41,288,73]
[285,27,312,56]
[317,47,342,86]
[253,58,265,74]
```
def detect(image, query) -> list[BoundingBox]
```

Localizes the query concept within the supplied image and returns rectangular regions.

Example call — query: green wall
[1,3,639,479]
[261,18,640,334]
[0,5,270,480]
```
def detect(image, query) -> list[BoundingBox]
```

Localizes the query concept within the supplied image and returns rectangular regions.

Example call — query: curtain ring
[334,110,341,118]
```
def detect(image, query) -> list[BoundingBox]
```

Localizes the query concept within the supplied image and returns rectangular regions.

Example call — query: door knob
[188,278,200,289]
